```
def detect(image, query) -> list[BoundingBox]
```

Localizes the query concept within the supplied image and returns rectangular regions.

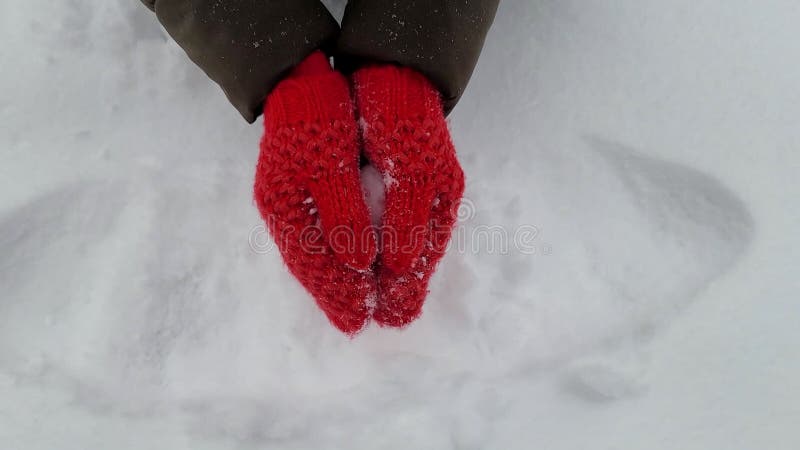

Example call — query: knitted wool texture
[254,51,376,334]
[354,65,465,328]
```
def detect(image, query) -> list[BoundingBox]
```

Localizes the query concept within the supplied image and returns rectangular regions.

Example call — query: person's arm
[336,0,500,115]
[140,0,340,123]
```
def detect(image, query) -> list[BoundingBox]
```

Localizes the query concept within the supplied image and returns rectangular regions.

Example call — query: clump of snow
[360,163,385,226]
[1,0,798,449]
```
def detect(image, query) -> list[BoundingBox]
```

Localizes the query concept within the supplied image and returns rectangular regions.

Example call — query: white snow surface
[1,0,799,448]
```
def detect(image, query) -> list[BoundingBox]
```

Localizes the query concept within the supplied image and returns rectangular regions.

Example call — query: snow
[2,0,799,448]
[360,164,386,227]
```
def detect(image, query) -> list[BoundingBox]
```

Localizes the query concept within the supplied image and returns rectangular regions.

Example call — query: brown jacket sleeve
[336,0,500,115]
[141,0,339,123]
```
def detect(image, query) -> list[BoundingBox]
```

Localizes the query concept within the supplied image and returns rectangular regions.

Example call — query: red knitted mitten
[255,51,377,334]
[353,65,465,328]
